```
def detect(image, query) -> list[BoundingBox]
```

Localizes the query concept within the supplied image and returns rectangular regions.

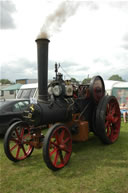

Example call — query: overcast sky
[0,0,128,82]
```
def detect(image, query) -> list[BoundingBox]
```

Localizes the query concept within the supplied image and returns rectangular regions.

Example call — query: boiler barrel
[39,102,72,125]
[25,102,72,126]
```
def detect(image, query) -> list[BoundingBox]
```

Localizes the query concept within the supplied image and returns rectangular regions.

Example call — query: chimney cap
[35,38,50,43]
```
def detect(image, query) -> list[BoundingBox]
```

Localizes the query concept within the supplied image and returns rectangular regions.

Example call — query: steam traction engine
[4,38,121,171]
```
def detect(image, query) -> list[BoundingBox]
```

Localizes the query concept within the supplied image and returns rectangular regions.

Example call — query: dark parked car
[0,99,30,135]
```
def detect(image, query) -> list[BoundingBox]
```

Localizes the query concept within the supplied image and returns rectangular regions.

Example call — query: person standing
[120,103,128,123]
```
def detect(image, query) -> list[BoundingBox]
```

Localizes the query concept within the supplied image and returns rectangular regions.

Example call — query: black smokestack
[36,38,50,102]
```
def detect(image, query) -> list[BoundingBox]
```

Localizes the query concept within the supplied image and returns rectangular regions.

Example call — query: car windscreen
[17,88,36,99]
[12,101,30,112]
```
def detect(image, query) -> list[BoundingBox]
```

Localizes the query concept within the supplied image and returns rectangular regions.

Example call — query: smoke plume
[37,1,80,39]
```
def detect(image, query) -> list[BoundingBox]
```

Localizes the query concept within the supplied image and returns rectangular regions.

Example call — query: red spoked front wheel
[43,123,72,171]
[95,96,121,144]
[4,121,34,162]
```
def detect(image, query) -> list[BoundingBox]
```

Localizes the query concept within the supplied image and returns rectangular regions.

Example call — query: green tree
[0,79,12,84]
[82,78,91,84]
[108,74,125,81]
[70,77,79,84]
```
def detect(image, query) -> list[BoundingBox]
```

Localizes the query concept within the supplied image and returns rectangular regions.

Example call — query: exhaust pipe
[35,38,50,102]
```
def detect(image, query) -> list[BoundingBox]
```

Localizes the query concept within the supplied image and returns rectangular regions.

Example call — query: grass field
[0,121,128,193]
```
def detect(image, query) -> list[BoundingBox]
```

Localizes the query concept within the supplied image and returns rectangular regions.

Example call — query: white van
[16,83,38,103]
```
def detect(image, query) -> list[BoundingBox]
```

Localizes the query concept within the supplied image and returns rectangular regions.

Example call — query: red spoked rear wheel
[4,121,34,162]
[43,123,72,171]
[95,96,121,144]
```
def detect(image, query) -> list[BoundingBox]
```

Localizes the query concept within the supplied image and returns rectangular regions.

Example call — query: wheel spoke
[63,137,71,144]
[21,145,27,156]
[15,128,21,140]
[110,126,114,140]
[20,128,24,138]
[61,147,71,153]
[53,150,59,166]
[10,143,18,152]
[16,146,21,159]
[59,150,64,164]
[10,138,20,144]
[112,116,119,124]
[105,119,109,127]
[51,141,58,147]
[111,108,115,116]
[23,133,31,140]
[55,133,60,145]
[50,147,57,156]
[59,130,65,143]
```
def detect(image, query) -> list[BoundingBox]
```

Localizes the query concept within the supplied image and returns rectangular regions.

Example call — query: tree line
[73,74,127,84]
[0,79,12,84]
[0,74,127,85]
